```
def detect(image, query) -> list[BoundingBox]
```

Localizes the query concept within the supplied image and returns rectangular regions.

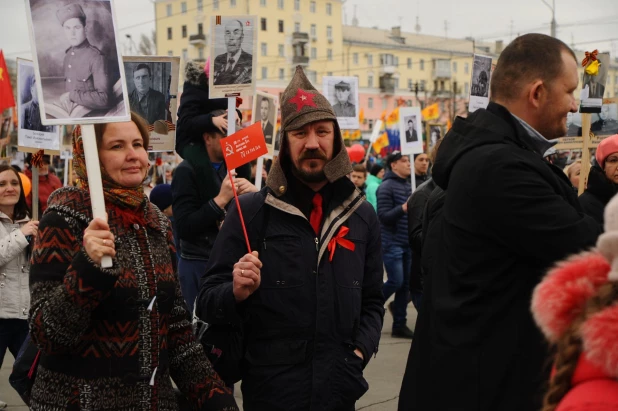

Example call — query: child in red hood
[532,193,618,411]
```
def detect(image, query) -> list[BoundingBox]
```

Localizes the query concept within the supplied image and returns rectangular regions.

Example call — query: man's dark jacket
[376,171,411,248]
[398,102,600,411]
[579,164,617,228]
[129,88,167,125]
[197,143,384,410]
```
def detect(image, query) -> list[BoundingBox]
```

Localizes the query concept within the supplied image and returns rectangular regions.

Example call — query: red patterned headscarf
[72,125,146,210]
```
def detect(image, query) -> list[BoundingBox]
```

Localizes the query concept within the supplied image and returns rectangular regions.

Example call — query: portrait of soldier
[332,81,356,117]
[129,63,167,125]
[213,19,253,85]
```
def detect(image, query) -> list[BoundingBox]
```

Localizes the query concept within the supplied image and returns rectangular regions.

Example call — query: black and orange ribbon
[582,49,598,67]
[328,226,356,262]
[30,150,45,168]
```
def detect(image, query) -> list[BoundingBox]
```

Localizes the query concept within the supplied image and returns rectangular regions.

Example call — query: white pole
[228,97,237,177]
[255,156,264,189]
[63,158,69,186]
[81,125,112,268]
[31,167,39,221]
[410,155,417,193]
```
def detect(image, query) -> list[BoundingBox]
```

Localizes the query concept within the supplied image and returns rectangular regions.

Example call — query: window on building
[382,99,388,110]
[368,97,374,109]
[261,18,267,31]
[261,43,268,56]
[380,54,394,66]
[327,26,332,40]
[167,27,172,40]
[367,54,373,65]
[198,23,203,34]
[279,68,285,80]
[420,79,426,90]
[260,0,266,6]
[230,0,236,6]
[368,75,373,88]
[294,0,300,10]
[278,20,284,33]
[453,61,457,72]
[394,56,399,67]
[198,47,204,59]
[465,82,469,93]
[295,22,300,32]
[182,25,187,38]
[166,4,172,16]
[308,70,317,83]
[464,63,469,74]
[327,72,333,76]
[326,3,332,15]
[310,24,316,38]
[278,0,284,9]
[420,59,425,70]
[181,2,187,13]
[311,47,317,59]
[327,49,332,60]
[168,50,173,57]
[394,77,400,89]
[407,58,412,69]
[353,53,358,65]
[182,48,188,61]
[310,1,316,12]
[278,44,285,57]
[197,0,203,11]
[262,67,268,79]
[408,79,413,89]
[213,0,219,9]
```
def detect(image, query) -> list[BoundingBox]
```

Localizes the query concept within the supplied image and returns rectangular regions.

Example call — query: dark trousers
[0,318,29,368]
[382,245,412,328]
[178,257,209,314]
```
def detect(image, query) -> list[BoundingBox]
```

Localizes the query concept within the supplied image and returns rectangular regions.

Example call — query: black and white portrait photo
[252,91,277,156]
[429,124,443,148]
[399,107,423,155]
[581,52,610,112]
[469,54,493,113]
[123,56,179,152]
[274,129,281,155]
[566,101,618,137]
[17,59,60,152]
[209,15,257,98]
[322,76,359,129]
[25,0,130,125]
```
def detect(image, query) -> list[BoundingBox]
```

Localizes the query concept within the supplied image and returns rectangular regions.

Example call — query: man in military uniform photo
[213,20,253,85]
[129,63,168,124]
[332,81,356,117]
[56,3,111,115]
[259,97,274,144]
[22,74,54,133]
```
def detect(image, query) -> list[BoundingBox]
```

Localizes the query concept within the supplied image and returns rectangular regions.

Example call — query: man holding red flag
[197,66,384,410]
[0,51,15,114]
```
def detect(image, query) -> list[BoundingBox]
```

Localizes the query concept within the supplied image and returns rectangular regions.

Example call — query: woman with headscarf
[579,134,618,227]
[27,113,238,410]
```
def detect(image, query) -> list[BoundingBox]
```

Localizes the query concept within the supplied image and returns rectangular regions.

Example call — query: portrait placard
[209,15,257,98]
[24,0,130,125]
[251,91,278,158]
[426,123,444,152]
[123,56,180,152]
[469,54,493,113]
[399,107,423,155]
[17,58,61,154]
[580,52,610,113]
[322,76,359,130]
[566,98,618,137]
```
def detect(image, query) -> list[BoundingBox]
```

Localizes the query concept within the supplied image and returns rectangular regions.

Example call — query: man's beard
[292,149,328,183]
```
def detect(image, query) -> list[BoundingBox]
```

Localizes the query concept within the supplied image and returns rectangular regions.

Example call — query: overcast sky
[2,0,617,60]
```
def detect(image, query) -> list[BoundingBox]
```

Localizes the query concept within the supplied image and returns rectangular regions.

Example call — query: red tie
[310,193,323,235]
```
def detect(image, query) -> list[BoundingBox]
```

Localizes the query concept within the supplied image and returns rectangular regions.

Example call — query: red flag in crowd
[0,51,15,113]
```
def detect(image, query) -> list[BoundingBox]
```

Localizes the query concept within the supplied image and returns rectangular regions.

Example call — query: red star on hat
[288,88,317,112]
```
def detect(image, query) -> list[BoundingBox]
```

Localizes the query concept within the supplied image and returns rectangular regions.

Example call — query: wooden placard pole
[81,125,113,268]
[578,113,592,196]
[255,156,264,189]
[31,167,39,221]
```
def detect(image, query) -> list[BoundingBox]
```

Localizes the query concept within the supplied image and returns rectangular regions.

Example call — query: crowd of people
[1,32,618,411]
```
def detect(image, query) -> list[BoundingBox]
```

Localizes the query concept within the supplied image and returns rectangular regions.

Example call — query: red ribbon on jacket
[582,49,598,67]
[30,149,45,168]
[328,226,355,262]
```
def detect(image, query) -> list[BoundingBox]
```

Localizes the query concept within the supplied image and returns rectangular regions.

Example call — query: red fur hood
[532,251,618,379]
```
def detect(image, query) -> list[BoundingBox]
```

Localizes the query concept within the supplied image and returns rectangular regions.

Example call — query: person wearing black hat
[197,66,384,409]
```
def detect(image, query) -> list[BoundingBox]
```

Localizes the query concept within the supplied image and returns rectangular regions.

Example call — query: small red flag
[220,122,268,171]
[0,51,15,113]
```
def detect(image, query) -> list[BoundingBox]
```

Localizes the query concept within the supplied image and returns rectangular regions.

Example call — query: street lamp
[541,0,556,38]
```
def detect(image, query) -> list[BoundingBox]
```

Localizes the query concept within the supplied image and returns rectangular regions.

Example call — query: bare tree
[138,31,157,56]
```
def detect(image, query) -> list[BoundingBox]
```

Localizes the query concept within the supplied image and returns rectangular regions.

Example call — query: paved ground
[0,297,415,410]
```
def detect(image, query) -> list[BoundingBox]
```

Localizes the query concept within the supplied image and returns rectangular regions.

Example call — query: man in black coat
[399,33,601,411]
[197,66,384,410]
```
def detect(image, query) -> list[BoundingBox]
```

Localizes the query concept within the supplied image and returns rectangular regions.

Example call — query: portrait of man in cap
[332,80,356,117]
[128,63,168,125]
[213,19,253,85]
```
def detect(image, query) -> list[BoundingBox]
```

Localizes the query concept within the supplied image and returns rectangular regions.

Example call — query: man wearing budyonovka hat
[56,3,111,114]
[197,66,384,410]
[332,80,356,117]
